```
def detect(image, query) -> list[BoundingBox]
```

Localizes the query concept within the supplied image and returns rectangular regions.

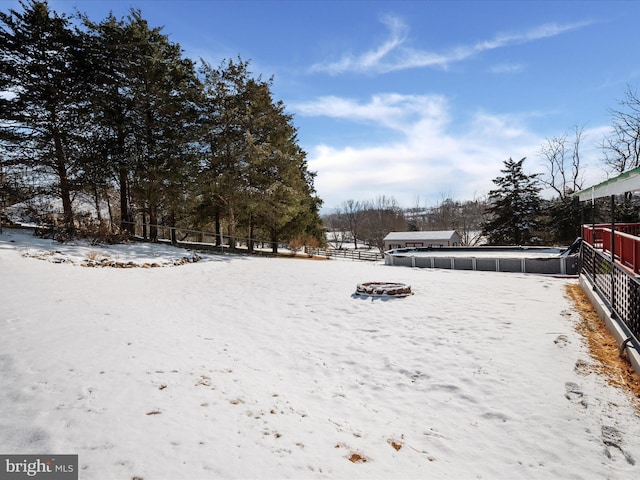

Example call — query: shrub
[76,220,129,245]
[288,235,305,255]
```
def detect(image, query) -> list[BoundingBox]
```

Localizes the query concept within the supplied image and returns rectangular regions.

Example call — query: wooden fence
[582,224,640,274]
[304,247,384,262]
[124,222,384,261]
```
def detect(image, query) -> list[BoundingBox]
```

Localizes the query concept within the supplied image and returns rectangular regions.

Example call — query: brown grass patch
[276,253,330,261]
[348,453,367,463]
[565,284,640,409]
[388,440,403,451]
[335,443,370,463]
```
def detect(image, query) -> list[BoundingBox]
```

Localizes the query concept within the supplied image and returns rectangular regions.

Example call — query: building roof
[576,165,640,201]
[384,230,458,241]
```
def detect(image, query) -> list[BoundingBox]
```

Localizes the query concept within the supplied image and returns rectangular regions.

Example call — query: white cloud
[357,15,408,70]
[311,17,592,75]
[293,93,448,133]
[490,63,526,74]
[298,94,548,211]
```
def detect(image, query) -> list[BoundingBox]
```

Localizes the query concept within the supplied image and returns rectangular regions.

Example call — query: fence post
[611,195,616,314]
[591,242,596,286]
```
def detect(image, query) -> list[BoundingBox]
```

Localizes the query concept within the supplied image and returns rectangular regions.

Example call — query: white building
[384,230,461,250]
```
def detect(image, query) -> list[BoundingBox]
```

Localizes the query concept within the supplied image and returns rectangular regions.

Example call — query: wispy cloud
[490,63,526,74]
[293,93,449,133]
[311,16,592,75]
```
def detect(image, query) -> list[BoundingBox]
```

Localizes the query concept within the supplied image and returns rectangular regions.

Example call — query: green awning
[576,165,640,201]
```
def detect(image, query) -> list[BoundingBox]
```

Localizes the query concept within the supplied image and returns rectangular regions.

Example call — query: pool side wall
[384,249,579,275]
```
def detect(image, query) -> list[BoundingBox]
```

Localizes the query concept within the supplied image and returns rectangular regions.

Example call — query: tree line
[327,85,640,249]
[328,154,634,251]
[4,2,640,251]
[324,195,489,251]
[481,95,640,247]
[0,1,324,251]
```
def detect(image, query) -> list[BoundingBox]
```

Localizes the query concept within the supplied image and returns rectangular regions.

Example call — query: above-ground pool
[384,246,579,275]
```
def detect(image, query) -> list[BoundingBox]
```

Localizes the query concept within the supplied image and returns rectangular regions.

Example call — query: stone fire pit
[355,282,412,297]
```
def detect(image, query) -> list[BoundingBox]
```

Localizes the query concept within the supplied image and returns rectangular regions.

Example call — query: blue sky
[8,0,640,211]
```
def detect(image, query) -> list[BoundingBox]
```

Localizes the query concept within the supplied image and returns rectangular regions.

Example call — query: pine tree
[80,10,201,239]
[198,58,252,249]
[80,12,137,233]
[2,3,322,244]
[482,157,542,245]
[198,58,323,251]
[0,0,90,229]
[119,11,201,241]
[542,196,582,244]
[241,78,322,253]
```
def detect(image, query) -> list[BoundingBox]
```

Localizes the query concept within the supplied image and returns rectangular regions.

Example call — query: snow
[6,193,109,225]
[1,227,640,479]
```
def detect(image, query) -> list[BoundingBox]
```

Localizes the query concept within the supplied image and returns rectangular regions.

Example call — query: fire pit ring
[355,282,412,297]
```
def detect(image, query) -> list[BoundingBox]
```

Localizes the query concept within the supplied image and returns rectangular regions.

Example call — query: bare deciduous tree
[602,86,640,174]
[361,196,407,252]
[539,125,585,199]
[539,126,586,244]
[338,199,366,249]
[323,211,345,249]
[458,196,489,246]
[403,194,488,246]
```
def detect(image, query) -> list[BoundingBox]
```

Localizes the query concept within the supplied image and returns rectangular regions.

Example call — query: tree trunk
[93,184,103,222]
[271,228,278,254]
[148,201,158,242]
[52,128,74,230]
[215,209,222,246]
[142,210,148,240]
[105,190,114,232]
[118,164,131,233]
[169,211,177,245]
[227,203,236,251]
[248,215,254,253]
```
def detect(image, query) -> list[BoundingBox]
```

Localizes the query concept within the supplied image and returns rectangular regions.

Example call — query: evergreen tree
[541,195,582,244]
[198,58,251,249]
[0,0,90,229]
[198,58,322,250]
[241,78,322,253]
[80,12,137,233]
[120,11,201,241]
[482,157,542,245]
[2,2,322,245]
[82,11,201,239]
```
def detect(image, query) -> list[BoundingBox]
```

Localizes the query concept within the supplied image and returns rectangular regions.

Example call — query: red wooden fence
[582,224,640,274]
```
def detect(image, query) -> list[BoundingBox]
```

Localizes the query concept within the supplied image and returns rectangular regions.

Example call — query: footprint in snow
[602,425,635,465]
[564,382,588,408]
[554,335,569,347]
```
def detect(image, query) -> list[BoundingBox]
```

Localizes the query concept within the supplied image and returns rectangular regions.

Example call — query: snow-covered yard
[1,228,639,479]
